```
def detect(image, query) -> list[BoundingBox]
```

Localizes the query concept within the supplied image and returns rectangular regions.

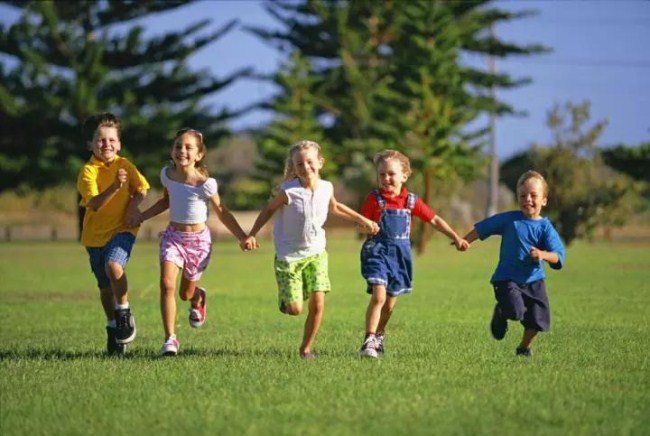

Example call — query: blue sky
[2,1,649,159]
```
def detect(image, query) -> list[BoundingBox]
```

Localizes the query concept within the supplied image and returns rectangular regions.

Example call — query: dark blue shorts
[86,232,135,289]
[492,279,550,331]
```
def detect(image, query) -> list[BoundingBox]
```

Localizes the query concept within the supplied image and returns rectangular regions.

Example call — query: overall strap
[372,189,386,209]
[406,193,416,210]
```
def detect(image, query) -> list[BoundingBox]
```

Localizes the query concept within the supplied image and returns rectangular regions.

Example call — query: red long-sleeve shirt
[360,187,436,224]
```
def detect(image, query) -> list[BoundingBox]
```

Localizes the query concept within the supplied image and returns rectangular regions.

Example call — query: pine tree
[0,0,247,191]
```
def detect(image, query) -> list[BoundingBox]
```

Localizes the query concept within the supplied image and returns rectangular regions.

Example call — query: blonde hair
[373,149,412,177]
[172,128,209,177]
[282,140,323,181]
[517,170,549,197]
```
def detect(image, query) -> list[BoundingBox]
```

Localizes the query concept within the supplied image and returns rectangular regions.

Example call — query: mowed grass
[0,235,648,436]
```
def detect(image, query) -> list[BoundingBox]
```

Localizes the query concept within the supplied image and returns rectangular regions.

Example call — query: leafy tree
[252,51,327,201]
[501,101,638,245]
[601,142,650,183]
[0,0,246,193]
[247,0,547,252]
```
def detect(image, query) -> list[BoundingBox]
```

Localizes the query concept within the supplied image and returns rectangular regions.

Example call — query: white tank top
[160,167,217,224]
[273,178,332,261]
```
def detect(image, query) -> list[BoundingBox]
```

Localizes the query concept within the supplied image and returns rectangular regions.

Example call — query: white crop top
[160,167,218,224]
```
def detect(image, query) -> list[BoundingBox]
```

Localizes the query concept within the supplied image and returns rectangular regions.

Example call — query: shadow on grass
[0,346,304,361]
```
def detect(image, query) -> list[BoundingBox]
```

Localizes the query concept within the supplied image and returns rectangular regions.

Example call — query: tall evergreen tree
[0,0,247,192]
[253,51,326,198]
[248,0,547,252]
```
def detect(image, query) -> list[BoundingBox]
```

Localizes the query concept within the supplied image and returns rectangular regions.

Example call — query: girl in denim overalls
[358,150,470,358]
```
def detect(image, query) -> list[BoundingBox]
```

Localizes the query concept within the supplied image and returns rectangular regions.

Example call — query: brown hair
[517,170,549,197]
[172,128,209,177]
[282,140,323,181]
[373,149,412,177]
[82,112,121,143]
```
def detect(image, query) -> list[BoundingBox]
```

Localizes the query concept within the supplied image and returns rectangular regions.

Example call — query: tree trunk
[416,168,433,255]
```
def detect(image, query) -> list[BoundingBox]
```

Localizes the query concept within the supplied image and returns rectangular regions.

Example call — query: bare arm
[87,168,127,212]
[329,196,379,234]
[247,192,287,238]
[430,215,469,251]
[241,192,288,251]
[529,247,560,264]
[210,192,248,243]
[462,228,480,244]
[124,189,148,227]
[139,189,170,223]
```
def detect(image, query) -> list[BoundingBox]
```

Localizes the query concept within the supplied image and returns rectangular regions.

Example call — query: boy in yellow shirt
[77,112,149,356]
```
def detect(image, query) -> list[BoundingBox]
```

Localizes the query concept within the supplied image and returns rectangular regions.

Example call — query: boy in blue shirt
[463,170,565,356]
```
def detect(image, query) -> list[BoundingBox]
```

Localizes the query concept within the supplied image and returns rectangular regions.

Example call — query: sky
[1,0,649,159]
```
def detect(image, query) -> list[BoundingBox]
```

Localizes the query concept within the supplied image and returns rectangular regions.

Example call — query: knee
[283,303,302,316]
[105,262,124,280]
[160,277,176,295]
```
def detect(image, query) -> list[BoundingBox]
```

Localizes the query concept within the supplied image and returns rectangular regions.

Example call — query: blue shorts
[493,279,550,331]
[86,232,135,289]
[361,239,413,297]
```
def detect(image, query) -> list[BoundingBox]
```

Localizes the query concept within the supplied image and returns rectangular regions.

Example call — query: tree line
[1,0,647,247]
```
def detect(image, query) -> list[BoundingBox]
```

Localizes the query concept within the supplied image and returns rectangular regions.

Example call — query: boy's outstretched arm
[463,228,479,244]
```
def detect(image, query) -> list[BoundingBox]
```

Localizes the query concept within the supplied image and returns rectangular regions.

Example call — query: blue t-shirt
[475,210,565,284]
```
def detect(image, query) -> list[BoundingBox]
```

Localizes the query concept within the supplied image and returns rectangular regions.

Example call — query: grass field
[1,236,648,436]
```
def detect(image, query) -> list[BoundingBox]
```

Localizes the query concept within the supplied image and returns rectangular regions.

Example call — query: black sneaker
[114,308,136,344]
[516,346,532,357]
[106,326,126,356]
[490,304,507,340]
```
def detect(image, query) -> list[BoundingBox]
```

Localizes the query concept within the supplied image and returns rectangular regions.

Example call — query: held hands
[453,238,470,252]
[360,219,380,235]
[240,235,259,252]
[124,208,142,228]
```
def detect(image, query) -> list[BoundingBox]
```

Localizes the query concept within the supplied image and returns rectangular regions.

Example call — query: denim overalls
[360,190,416,296]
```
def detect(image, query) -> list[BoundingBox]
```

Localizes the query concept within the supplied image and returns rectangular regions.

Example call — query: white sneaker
[160,336,179,356]
[358,336,379,358]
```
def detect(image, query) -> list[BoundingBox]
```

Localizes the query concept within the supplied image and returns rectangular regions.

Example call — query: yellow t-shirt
[77,155,150,247]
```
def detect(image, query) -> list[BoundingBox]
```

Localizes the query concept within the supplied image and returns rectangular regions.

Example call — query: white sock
[115,303,129,310]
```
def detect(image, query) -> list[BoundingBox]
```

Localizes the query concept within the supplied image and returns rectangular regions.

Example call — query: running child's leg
[299,291,325,357]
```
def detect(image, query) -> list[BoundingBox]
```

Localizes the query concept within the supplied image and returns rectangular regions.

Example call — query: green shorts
[274,251,331,312]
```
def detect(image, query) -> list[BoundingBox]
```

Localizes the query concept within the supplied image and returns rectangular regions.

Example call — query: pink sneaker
[160,336,179,356]
[189,287,207,328]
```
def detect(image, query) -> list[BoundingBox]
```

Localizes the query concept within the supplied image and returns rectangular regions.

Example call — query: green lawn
[0,236,648,435]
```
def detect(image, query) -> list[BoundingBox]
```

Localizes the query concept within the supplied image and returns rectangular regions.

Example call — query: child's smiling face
[292,146,323,186]
[90,126,121,163]
[171,133,204,169]
[377,158,409,196]
[517,178,548,219]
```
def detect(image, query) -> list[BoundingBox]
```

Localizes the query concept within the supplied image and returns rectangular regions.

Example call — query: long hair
[171,128,209,177]
[282,140,323,181]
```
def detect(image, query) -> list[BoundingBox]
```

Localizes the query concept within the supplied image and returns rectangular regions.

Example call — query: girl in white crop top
[138,128,256,356]
[243,140,379,359]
